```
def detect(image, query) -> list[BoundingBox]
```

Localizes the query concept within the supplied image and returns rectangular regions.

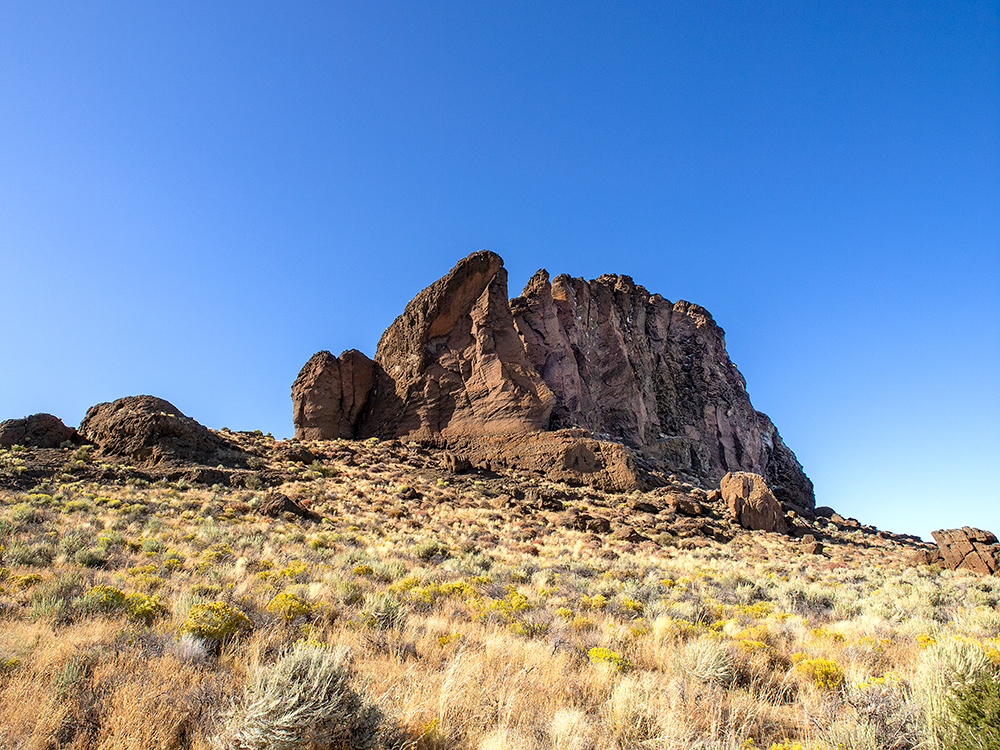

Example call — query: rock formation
[720,471,788,534]
[510,270,812,509]
[358,251,554,439]
[0,413,76,448]
[292,349,375,440]
[293,250,814,506]
[80,395,243,466]
[913,527,1000,575]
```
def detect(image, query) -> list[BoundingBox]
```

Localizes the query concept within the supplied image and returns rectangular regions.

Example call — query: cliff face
[510,270,814,509]
[292,251,814,509]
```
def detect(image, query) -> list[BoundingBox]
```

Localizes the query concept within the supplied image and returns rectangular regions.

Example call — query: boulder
[720,471,788,534]
[0,413,76,448]
[79,395,239,466]
[929,527,1000,575]
[292,349,375,439]
[258,492,320,521]
[358,251,554,439]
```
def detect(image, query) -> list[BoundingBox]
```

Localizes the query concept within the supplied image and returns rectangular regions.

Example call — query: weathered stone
[802,541,825,555]
[930,527,1000,575]
[292,251,814,501]
[258,492,319,521]
[292,349,375,439]
[443,430,643,493]
[0,413,76,448]
[79,395,241,466]
[359,251,554,439]
[439,451,472,473]
[720,471,788,534]
[511,269,814,509]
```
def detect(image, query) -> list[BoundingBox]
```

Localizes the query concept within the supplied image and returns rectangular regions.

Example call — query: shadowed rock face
[292,349,375,440]
[0,413,76,448]
[510,270,814,509]
[79,395,241,466]
[293,251,814,506]
[358,251,555,439]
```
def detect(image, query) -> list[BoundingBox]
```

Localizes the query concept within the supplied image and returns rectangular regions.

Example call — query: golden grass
[1,437,999,749]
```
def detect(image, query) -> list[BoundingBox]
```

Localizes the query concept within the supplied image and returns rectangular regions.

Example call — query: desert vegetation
[1,435,998,749]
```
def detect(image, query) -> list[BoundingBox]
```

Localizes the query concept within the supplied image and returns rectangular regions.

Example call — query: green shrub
[413,538,444,562]
[217,642,397,750]
[949,673,1000,749]
[75,547,107,568]
[181,601,250,641]
[125,592,166,623]
[82,584,127,614]
[359,593,405,630]
[266,592,313,622]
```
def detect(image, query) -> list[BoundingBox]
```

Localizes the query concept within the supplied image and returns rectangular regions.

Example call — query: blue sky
[2,2,997,540]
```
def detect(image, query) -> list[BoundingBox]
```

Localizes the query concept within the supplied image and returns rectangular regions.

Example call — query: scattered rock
[79,395,242,466]
[929,527,999,575]
[720,472,788,534]
[0,413,76,448]
[802,541,825,555]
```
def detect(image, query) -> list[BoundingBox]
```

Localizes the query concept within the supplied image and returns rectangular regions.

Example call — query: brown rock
[720,471,788,534]
[292,349,375,439]
[510,270,814,509]
[79,395,240,466]
[802,541,825,555]
[0,413,76,448]
[258,492,319,521]
[661,491,703,517]
[439,451,472,473]
[930,527,1000,575]
[359,251,554,439]
[444,430,643,493]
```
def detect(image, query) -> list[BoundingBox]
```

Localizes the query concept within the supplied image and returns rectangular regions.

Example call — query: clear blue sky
[2,2,997,540]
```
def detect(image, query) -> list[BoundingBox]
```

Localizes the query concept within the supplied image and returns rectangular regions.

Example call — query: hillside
[1,429,998,749]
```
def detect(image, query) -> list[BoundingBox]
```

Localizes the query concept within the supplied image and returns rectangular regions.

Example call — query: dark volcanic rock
[0,413,76,448]
[510,269,813,509]
[258,492,319,521]
[79,395,241,466]
[358,251,555,439]
[929,527,1000,575]
[292,349,375,440]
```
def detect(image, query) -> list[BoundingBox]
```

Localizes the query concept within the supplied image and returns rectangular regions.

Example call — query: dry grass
[1,436,999,749]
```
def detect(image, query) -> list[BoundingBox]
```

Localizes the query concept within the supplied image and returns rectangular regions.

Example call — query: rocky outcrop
[293,251,814,505]
[0,413,76,448]
[79,395,242,466]
[292,349,375,439]
[510,270,813,509]
[441,429,642,493]
[720,471,788,534]
[921,527,1000,575]
[358,251,554,439]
